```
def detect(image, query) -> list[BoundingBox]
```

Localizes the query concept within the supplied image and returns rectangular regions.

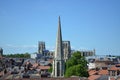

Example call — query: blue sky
[0,0,120,55]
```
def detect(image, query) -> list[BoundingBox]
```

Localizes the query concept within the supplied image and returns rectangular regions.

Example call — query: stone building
[52,16,65,77]
[62,41,71,62]
[0,48,3,58]
[108,64,120,78]
[80,49,95,57]
[38,41,46,56]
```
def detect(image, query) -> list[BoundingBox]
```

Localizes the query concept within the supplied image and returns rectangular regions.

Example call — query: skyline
[0,0,120,55]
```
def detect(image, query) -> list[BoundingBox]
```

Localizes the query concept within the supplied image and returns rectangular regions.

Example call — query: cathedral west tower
[52,16,65,77]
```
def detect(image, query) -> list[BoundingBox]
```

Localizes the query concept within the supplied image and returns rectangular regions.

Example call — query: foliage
[65,51,89,77]
[48,66,52,73]
[116,56,120,59]
[4,52,30,58]
[65,64,89,77]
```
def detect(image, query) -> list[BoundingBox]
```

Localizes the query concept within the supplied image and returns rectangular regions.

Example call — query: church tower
[52,16,65,77]
[0,48,3,58]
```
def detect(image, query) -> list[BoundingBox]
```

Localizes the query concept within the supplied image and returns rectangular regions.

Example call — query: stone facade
[80,49,95,57]
[38,41,46,55]
[62,41,71,62]
[0,48,3,58]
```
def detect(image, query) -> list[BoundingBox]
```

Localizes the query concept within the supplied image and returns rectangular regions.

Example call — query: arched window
[57,62,60,76]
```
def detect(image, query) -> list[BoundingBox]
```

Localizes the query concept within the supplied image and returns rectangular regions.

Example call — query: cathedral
[0,48,3,58]
[52,16,65,77]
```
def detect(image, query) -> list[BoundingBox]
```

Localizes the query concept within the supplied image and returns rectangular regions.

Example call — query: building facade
[52,16,65,77]
[62,41,71,62]
[38,41,46,56]
[80,49,95,57]
[0,48,3,58]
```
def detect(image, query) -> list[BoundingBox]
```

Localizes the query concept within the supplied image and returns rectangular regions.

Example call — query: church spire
[52,16,65,77]
[54,16,63,59]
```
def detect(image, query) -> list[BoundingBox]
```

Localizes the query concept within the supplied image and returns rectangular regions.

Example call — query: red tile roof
[88,70,97,76]
[110,77,115,80]
[32,63,38,68]
[98,70,108,75]
[88,75,100,80]
[109,66,118,71]
[37,66,50,70]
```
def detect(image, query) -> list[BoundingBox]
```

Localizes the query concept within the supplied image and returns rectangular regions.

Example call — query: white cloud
[46,46,55,51]
[5,44,37,48]
[2,44,37,54]
[71,46,76,50]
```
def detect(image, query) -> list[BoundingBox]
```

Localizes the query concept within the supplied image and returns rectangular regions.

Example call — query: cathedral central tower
[52,16,65,77]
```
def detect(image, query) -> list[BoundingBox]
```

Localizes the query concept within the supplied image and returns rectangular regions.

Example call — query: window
[57,62,60,76]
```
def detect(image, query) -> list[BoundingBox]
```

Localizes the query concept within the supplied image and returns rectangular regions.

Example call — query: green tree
[48,66,52,73]
[65,51,89,77]
[24,53,30,58]
[4,53,30,58]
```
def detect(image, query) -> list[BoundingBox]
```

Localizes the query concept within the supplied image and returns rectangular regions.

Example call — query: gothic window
[57,62,60,76]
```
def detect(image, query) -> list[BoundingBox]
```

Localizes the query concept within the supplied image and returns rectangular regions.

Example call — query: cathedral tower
[0,48,3,58]
[52,16,65,77]
[38,41,46,55]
